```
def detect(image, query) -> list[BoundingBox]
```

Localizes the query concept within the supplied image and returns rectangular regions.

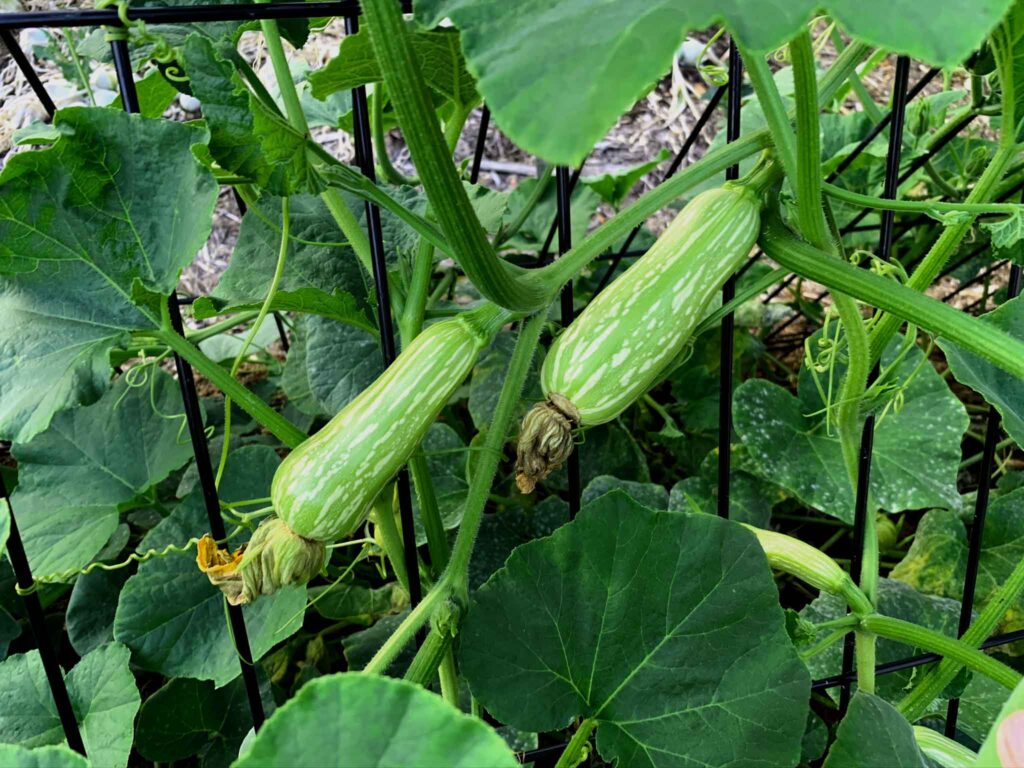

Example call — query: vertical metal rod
[555,166,581,518]
[945,257,1023,736]
[840,55,911,714]
[1,476,86,754]
[1,28,57,117]
[594,84,727,294]
[716,40,742,519]
[345,14,423,609]
[469,105,490,184]
[109,36,266,730]
[538,163,585,264]
[840,413,875,713]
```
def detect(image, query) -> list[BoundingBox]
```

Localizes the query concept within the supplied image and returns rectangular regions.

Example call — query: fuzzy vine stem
[862,615,1022,690]
[913,726,977,768]
[821,182,1024,215]
[361,0,547,311]
[737,41,797,183]
[555,718,597,768]
[155,320,306,449]
[898,540,1024,721]
[789,30,832,249]
[759,212,1024,380]
[362,312,546,675]
[371,493,409,593]
[215,196,291,487]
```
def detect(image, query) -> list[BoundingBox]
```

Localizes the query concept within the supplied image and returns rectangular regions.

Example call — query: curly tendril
[15,526,244,595]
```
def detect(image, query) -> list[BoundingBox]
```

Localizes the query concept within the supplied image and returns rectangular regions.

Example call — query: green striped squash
[272,315,491,541]
[545,183,760,424]
[517,183,761,492]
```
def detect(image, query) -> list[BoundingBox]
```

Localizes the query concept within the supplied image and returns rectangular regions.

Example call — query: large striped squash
[273,313,492,541]
[516,182,762,492]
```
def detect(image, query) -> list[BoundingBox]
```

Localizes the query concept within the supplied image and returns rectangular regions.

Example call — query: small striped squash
[272,314,491,541]
[517,182,761,492]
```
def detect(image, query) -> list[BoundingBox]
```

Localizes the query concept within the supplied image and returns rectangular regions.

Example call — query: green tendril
[15,526,243,594]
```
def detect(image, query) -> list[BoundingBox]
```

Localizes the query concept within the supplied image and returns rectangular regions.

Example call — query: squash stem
[555,718,597,768]
[444,312,547,604]
[864,615,1022,690]
[361,0,547,311]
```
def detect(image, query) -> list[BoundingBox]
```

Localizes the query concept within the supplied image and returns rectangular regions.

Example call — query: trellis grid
[0,4,1021,765]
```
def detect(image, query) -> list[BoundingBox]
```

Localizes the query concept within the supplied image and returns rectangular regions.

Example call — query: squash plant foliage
[6,0,1024,765]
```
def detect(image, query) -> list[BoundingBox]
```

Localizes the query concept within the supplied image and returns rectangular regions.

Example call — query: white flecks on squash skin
[272,319,485,541]
[541,185,761,426]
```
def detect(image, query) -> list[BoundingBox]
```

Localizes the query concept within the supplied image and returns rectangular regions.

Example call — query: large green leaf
[0,744,89,768]
[309,26,478,108]
[281,315,383,418]
[669,448,780,527]
[417,0,1013,164]
[182,34,315,194]
[113,451,305,687]
[0,643,140,768]
[468,496,568,590]
[67,569,130,657]
[941,297,1024,449]
[891,488,1024,638]
[0,107,216,442]
[193,194,373,332]
[823,692,927,767]
[233,673,517,767]
[460,492,809,767]
[735,339,967,522]
[9,370,195,578]
[136,677,255,766]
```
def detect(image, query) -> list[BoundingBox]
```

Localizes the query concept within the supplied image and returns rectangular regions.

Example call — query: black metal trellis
[555,166,582,518]
[717,40,742,520]
[1,5,1023,764]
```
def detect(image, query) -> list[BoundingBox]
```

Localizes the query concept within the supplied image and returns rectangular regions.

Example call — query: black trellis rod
[829,67,939,181]
[556,166,581,518]
[839,55,911,714]
[468,105,490,185]
[344,14,423,608]
[0,476,86,754]
[109,36,267,729]
[538,162,586,264]
[0,29,56,116]
[0,0,410,30]
[593,84,727,294]
[716,41,742,520]
[840,412,876,713]
[945,257,1023,736]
